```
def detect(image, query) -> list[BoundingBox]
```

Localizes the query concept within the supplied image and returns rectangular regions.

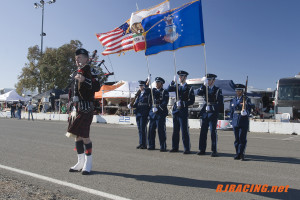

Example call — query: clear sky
[0,0,299,91]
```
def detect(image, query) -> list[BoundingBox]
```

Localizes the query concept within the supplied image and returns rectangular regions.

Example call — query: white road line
[0,164,131,200]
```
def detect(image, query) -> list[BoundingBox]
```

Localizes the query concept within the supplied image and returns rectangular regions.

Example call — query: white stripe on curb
[0,164,131,200]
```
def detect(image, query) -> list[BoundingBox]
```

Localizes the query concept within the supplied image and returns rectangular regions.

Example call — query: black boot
[234,154,241,160]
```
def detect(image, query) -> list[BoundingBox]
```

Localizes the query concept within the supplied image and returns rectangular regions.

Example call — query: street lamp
[34,0,56,55]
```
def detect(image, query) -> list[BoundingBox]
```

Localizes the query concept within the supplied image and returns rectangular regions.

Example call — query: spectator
[26,101,34,121]
[61,104,67,114]
[11,103,16,118]
[16,100,23,120]
[49,93,55,112]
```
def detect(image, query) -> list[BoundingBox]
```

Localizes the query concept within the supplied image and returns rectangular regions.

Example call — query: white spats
[82,155,92,174]
[70,153,85,171]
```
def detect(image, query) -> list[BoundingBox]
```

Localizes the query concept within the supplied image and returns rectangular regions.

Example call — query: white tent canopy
[103,81,140,98]
[0,90,25,102]
[102,80,175,99]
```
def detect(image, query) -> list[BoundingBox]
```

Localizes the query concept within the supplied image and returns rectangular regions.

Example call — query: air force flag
[141,0,205,56]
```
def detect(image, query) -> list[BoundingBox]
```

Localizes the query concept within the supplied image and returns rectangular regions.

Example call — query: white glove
[127,104,131,109]
[206,106,210,112]
[71,106,77,118]
[173,75,177,82]
[202,77,208,86]
[73,96,79,102]
[241,110,247,116]
[176,101,181,107]
[152,107,158,113]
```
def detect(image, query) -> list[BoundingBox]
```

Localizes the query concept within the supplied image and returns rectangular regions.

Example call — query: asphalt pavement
[0,118,299,200]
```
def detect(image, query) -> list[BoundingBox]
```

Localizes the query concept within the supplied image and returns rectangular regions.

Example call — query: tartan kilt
[67,103,94,138]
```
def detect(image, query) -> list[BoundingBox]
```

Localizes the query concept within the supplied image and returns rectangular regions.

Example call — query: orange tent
[94,82,124,99]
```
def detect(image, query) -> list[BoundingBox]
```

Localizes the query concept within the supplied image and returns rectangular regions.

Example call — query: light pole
[34,0,56,55]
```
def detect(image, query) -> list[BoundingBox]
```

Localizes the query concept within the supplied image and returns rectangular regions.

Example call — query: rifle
[129,77,150,107]
[242,76,248,111]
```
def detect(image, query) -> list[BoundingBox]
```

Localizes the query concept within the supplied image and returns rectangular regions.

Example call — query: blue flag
[141,0,205,56]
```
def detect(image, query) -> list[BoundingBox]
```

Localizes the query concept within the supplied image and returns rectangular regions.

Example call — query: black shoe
[160,149,167,152]
[196,151,206,155]
[240,154,245,161]
[234,155,241,160]
[140,145,147,149]
[69,168,81,172]
[183,150,191,154]
[136,144,142,149]
[147,147,155,150]
[82,171,90,175]
[169,149,179,153]
[211,151,218,157]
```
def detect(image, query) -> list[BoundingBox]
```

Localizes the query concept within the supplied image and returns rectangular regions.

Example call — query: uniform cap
[155,77,165,84]
[177,70,189,76]
[138,80,146,86]
[206,73,217,80]
[235,84,246,90]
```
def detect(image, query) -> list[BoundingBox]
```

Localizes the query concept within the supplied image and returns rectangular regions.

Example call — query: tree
[15,40,107,94]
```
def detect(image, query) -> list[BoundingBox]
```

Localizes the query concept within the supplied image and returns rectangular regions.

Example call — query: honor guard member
[230,84,252,161]
[128,80,151,149]
[148,77,169,151]
[67,48,95,175]
[167,70,195,154]
[196,74,223,157]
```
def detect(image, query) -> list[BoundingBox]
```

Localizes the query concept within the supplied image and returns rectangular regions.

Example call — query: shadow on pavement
[219,153,300,165]
[92,171,299,199]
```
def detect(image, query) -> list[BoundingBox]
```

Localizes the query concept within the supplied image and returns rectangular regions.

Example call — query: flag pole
[146,56,155,107]
[173,51,179,101]
[203,44,208,105]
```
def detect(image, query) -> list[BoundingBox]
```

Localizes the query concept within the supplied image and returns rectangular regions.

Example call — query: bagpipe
[66,50,115,113]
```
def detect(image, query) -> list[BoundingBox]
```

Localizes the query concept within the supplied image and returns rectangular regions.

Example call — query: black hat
[177,70,189,76]
[155,77,165,84]
[138,80,146,86]
[235,84,246,90]
[75,48,89,57]
[206,73,217,80]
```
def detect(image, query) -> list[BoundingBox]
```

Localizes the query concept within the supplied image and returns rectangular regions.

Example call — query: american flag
[96,22,134,56]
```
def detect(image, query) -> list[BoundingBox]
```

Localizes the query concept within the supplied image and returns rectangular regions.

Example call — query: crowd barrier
[0,111,298,134]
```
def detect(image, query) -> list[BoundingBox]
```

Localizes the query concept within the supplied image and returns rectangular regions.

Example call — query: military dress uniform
[133,81,151,149]
[196,74,223,157]
[167,70,195,154]
[148,77,169,151]
[230,84,252,161]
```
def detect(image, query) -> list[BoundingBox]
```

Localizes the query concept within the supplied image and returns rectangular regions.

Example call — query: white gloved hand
[173,75,177,82]
[241,110,247,116]
[127,104,131,109]
[176,101,181,107]
[206,105,210,112]
[202,77,208,86]
[152,107,158,113]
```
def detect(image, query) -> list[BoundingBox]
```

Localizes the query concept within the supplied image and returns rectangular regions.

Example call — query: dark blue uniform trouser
[148,116,167,150]
[136,115,148,146]
[172,114,190,151]
[199,114,218,152]
[233,126,248,156]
